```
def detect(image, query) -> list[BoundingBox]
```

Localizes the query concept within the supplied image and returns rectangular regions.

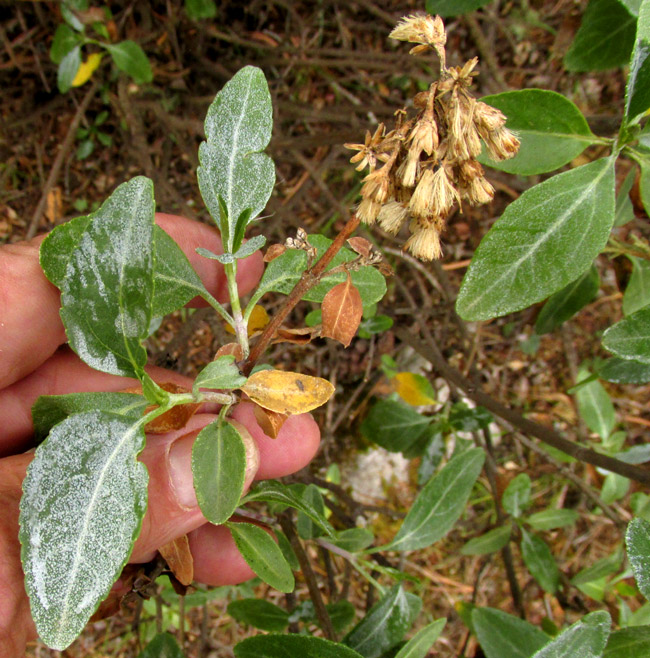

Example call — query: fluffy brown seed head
[474,101,507,132]
[404,226,442,261]
[357,198,382,225]
[389,14,446,49]
[463,176,495,205]
[377,201,410,235]
[361,168,391,203]
[481,127,520,161]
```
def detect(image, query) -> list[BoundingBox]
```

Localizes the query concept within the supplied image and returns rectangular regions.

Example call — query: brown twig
[27,82,99,239]
[278,512,336,641]
[396,327,650,486]
[242,213,361,375]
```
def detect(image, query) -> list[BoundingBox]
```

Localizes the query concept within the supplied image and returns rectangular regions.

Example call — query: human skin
[0,214,321,656]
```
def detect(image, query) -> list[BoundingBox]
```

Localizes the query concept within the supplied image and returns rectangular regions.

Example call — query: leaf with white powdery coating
[626,517,650,602]
[456,158,615,322]
[19,412,148,650]
[377,448,485,552]
[623,257,650,316]
[394,619,446,658]
[472,607,550,658]
[48,177,155,378]
[198,66,274,250]
[521,529,560,594]
[531,610,611,657]
[603,306,650,363]
[228,522,295,592]
[625,0,650,122]
[192,419,247,525]
[604,626,650,657]
[479,90,596,175]
[193,355,247,394]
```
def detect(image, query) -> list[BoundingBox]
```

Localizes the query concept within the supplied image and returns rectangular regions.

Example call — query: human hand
[0,214,321,656]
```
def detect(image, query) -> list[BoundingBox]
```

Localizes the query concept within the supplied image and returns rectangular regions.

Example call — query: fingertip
[230,402,321,480]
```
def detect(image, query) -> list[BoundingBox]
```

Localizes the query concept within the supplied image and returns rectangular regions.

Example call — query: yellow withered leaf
[72,52,102,87]
[394,372,436,406]
[241,369,335,415]
[225,304,270,337]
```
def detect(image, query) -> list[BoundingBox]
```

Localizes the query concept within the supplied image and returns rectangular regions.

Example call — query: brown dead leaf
[347,236,373,258]
[159,535,194,586]
[321,274,363,347]
[241,369,335,415]
[216,342,244,360]
[45,187,63,224]
[249,31,279,47]
[253,405,288,439]
[121,382,200,434]
[264,244,287,262]
[272,325,320,346]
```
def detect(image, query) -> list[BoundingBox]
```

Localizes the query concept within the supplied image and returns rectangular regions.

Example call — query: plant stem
[242,213,361,375]
[224,262,250,357]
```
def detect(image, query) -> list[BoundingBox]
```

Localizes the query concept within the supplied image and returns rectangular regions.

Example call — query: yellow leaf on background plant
[225,304,269,336]
[242,369,335,415]
[394,372,436,406]
[71,53,103,87]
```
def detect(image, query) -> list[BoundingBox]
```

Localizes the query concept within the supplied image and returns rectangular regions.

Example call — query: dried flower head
[404,225,442,261]
[389,14,446,51]
[377,201,409,235]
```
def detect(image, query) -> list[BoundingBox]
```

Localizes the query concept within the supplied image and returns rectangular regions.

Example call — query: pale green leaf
[184,0,217,19]
[228,522,295,592]
[640,159,650,215]
[58,46,81,93]
[461,524,512,556]
[624,257,650,315]
[564,0,636,71]
[526,509,579,531]
[521,529,560,594]
[603,306,650,362]
[571,547,623,585]
[626,517,650,601]
[601,472,631,503]
[604,626,650,657]
[502,473,531,517]
[479,90,596,175]
[235,635,364,658]
[614,167,636,226]
[360,399,432,454]
[198,66,274,250]
[137,632,184,657]
[104,41,152,84]
[575,366,616,439]
[378,448,485,552]
[227,598,289,632]
[50,24,81,64]
[472,607,550,658]
[599,357,650,383]
[394,619,446,658]
[193,355,247,393]
[531,611,611,657]
[330,528,375,553]
[535,265,600,334]
[343,585,420,658]
[55,177,155,378]
[457,158,615,321]
[19,412,148,650]
[626,0,650,121]
[192,419,247,525]
[297,484,326,540]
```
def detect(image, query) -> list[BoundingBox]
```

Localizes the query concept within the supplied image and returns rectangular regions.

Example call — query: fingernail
[168,434,198,509]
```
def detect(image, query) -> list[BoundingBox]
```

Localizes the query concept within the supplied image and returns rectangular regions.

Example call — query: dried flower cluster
[345,14,520,261]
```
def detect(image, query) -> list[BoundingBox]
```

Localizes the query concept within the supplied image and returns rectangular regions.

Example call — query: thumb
[131,413,260,563]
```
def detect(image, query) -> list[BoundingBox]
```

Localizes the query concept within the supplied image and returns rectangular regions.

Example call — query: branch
[396,327,650,486]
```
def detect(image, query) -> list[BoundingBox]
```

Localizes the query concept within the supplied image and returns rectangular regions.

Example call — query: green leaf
[51,24,81,64]
[624,257,650,315]
[360,400,432,454]
[254,234,387,311]
[614,167,636,227]
[192,419,247,525]
[276,529,299,570]
[535,265,600,334]
[620,0,643,16]
[479,90,596,175]
[53,177,155,378]
[228,522,295,593]
[328,600,358,634]
[104,41,152,84]
[640,159,650,216]
[425,0,493,15]
[58,46,81,93]
[603,306,650,362]
[601,472,631,503]
[627,517,650,601]
[227,598,290,632]
[137,632,185,657]
[235,234,266,259]
[152,225,211,317]
[76,139,94,161]
[359,315,394,337]
[198,66,274,250]
[599,357,650,383]
[343,586,420,658]
[472,607,550,658]
[502,473,532,517]
[243,481,336,538]
[526,508,579,531]
[184,0,217,19]
[575,366,616,439]
[32,392,147,443]
[331,528,375,553]
[626,0,650,122]
[457,158,616,321]
[461,524,512,556]
[297,484,326,540]
[235,635,364,658]
[394,619,446,658]
[571,546,623,585]
[520,529,560,594]
[417,426,445,484]
[19,412,148,650]
[232,208,254,254]
[531,610,611,657]
[448,404,493,431]
[604,626,650,657]
[193,355,247,393]
[564,0,637,72]
[378,448,485,552]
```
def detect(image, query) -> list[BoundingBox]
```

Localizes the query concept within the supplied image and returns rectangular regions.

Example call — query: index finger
[0,214,263,390]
